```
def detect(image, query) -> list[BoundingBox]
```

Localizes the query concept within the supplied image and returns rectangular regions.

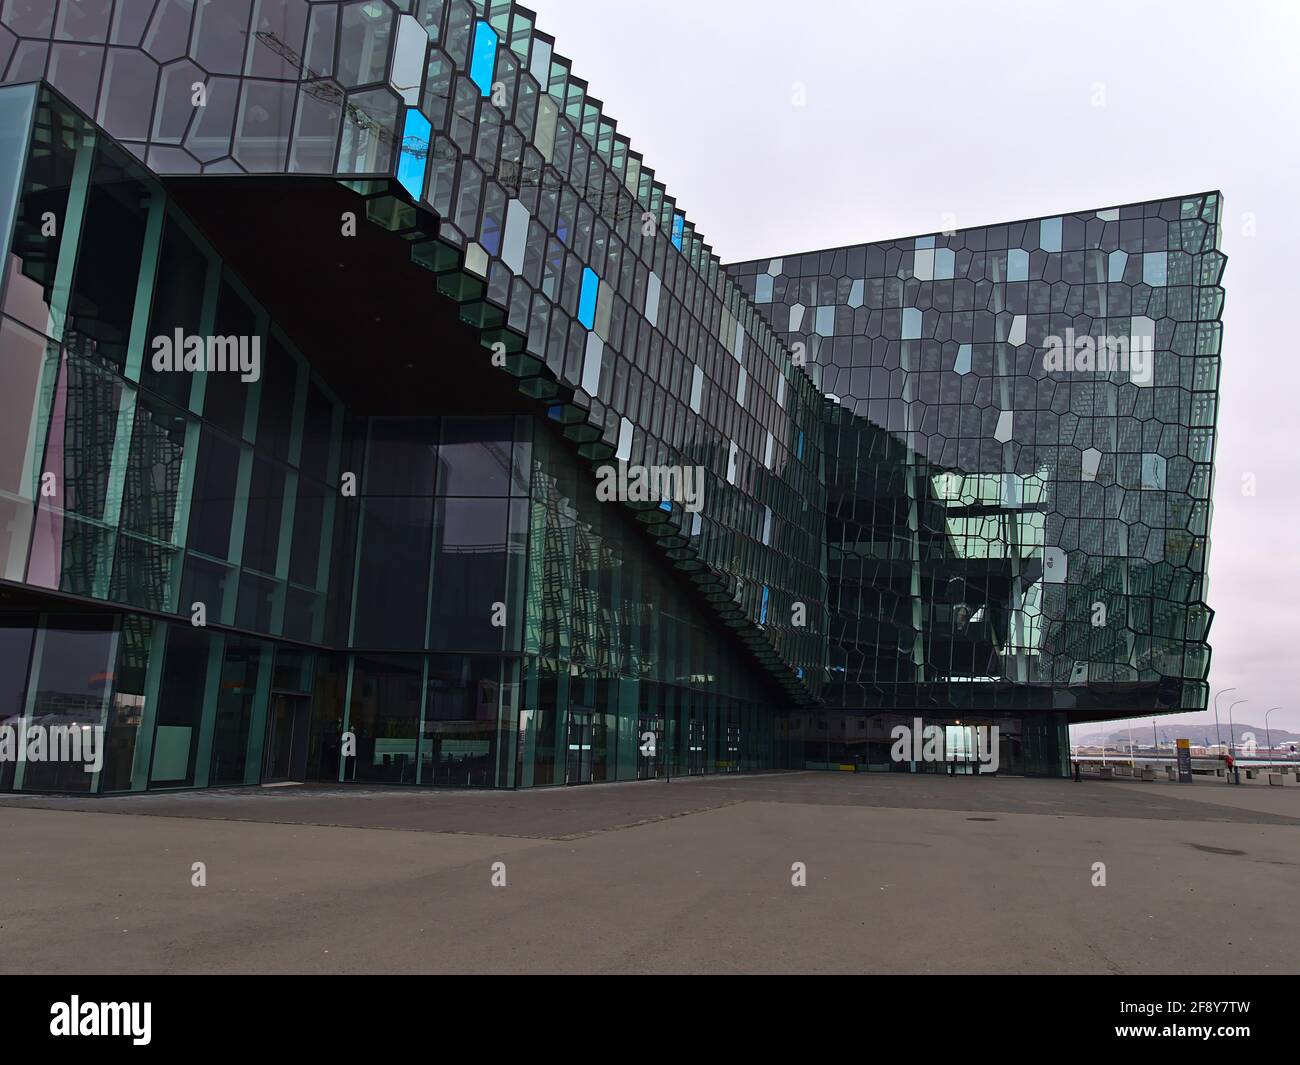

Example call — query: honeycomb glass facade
[0,2,1221,791]
[729,195,1223,771]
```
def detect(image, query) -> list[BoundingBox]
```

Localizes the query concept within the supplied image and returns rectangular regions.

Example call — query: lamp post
[1265,707,1281,762]
[1228,699,1247,784]
[1228,699,1247,756]
[1214,687,1236,756]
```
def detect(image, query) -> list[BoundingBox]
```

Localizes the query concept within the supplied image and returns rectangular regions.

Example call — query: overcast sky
[531,0,1300,733]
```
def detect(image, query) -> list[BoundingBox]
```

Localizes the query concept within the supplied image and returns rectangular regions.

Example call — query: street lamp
[1213,687,1236,755]
[1265,707,1281,761]
[1228,699,1248,758]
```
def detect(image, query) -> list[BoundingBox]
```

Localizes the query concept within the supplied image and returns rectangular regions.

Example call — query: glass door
[724,723,741,772]
[944,724,975,774]
[687,717,706,775]
[263,693,309,783]
[565,710,593,784]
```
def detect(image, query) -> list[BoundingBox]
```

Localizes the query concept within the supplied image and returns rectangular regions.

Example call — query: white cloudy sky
[531,0,1300,732]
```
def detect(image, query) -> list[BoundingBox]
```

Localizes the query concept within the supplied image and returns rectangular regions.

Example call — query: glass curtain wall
[516,427,787,786]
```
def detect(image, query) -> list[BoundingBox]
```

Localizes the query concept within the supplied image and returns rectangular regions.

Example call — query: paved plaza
[2,772,1297,974]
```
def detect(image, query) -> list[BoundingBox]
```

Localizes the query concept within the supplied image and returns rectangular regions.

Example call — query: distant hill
[1075,720,1300,748]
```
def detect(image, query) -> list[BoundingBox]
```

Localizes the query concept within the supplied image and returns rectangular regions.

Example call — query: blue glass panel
[470,20,498,97]
[671,213,683,250]
[902,307,921,339]
[795,430,804,460]
[396,107,431,200]
[658,499,673,513]
[1143,252,1167,286]
[1007,247,1029,282]
[1109,249,1128,282]
[760,585,769,624]
[577,266,598,329]
[1039,216,1062,252]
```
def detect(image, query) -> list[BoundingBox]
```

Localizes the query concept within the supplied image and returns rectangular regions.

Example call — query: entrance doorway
[944,724,976,774]
[687,717,706,775]
[565,710,594,784]
[724,723,741,772]
[263,693,311,783]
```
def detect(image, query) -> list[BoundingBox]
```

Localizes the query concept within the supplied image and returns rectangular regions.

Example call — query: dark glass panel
[288,475,325,587]
[142,214,211,407]
[180,553,237,625]
[187,426,241,560]
[66,141,152,372]
[437,416,513,496]
[351,495,433,649]
[121,394,189,542]
[298,378,335,483]
[149,624,210,788]
[306,652,347,780]
[203,278,258,437]
[428,496,508,651]
[345,654,420,784]
[363,417,437,496]
[241,454,285,575]
[209,637,265,785]
[254,337,298,465]
[283,585,324,644]
[273,647,313,692]
[109,532,181,613]
[236,570,281,634]
[41,352,124,522]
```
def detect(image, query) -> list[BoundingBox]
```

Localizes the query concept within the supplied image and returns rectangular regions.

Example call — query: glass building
[0,2,1221,791]
[729,196,1224,774]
